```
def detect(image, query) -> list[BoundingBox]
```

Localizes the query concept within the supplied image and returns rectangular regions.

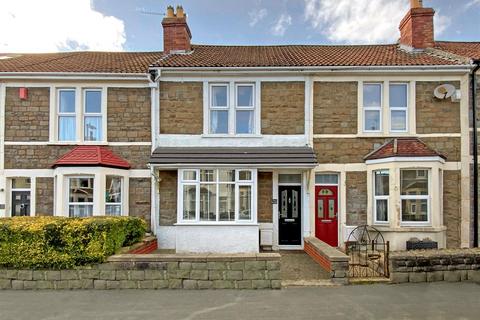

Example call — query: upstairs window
[208,83,257,135]
[58,89,76,141]
[363,83,382,132]
[389,83,408,132]
[84,90,103,141]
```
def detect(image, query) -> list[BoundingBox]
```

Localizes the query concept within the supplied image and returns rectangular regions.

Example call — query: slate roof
[52,146,131,169]
[364,138,446,161]
[434,41,480,60]
[150,147,318,167]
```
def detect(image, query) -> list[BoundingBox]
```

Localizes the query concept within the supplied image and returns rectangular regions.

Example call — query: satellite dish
[434,84,456,100]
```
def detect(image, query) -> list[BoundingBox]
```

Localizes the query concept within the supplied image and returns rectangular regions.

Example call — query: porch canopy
[149,146,318,169]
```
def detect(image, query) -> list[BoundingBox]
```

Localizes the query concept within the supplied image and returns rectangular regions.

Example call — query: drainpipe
[472,59,480,247]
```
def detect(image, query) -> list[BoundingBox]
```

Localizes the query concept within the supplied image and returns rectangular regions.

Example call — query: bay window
[373,170,389,224]
[68,177,94,217]
[400,169,429,224]
[105,176,122,216]
[179,169,256,223]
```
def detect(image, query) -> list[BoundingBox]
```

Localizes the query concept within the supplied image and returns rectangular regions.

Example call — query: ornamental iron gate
[345,225,390,278]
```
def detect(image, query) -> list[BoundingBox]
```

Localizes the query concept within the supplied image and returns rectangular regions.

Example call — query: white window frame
[389,83,409,133]
[400,169,431,226]
[57,88,77,142]
[66,176,95,218]
[206,82,259,136]
[373,169,389,225]
[177,169,257,224]
[83,89,104,142]
[362,82,383,133]
[105,175,123,216]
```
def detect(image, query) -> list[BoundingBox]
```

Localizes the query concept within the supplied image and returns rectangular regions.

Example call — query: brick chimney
[399,0,435,50]
[162,5,192,54]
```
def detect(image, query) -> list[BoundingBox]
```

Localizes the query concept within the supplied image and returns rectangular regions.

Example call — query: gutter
[472,59,480,248]
[0,72,150,81]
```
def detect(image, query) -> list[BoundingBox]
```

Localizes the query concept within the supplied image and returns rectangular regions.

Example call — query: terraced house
[0,1,479,253]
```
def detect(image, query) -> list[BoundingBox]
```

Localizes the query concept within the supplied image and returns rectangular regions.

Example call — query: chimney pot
[176,5,185,18]
[166,5,174,18]
[410,0,423,8]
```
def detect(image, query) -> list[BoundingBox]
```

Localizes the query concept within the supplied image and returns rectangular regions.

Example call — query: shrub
[0,216,147,269]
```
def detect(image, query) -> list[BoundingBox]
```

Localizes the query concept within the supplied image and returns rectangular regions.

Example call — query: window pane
[200,170,215,182]
[84,116,102,141]
[106,176,122,204]
[390,84,407,108]
[59,116,76,141]
[59,90,75,113]
[315,174,338,185]
[238,171,252,181]
[374,170,389,196]
[69,178,94,203]
[210,110,228,134]
[239,185,252,220]
[219,184,235,221]
[364,110,380,131]
[278,174,302,184]
[363,84,382,107]
[211,85,228,107]
[69,204,93,217]
[200,184,216,221]
[183,185,196,220]
[12,178,31,189]
[376,199,388,222]
[237,85,253,107]
[85,90,102,113]
[401,170,428,195]
[402,199,428,222]
[218,170,235,182]
[236,110,254,134]
[106,205,122,216]
[183,170,197,181]
[391,110,406,131]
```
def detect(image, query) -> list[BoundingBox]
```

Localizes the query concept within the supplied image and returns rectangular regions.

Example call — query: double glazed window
[68,177,94,217]
[179,169,255,223]
[105,176,123,216]
[57,89,103,142]
[362,82,409,133]
[209,83,256,135]
[400,169,429,223]
[373,170,389,223]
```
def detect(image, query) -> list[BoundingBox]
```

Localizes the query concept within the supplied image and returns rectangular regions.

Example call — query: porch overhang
[149,146,318,169]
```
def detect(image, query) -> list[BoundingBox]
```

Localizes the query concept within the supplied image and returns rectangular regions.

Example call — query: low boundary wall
[0,253,281,290]
[304,237,349,284]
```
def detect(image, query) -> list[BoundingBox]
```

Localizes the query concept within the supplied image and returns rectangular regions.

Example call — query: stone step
[281,279,342,287]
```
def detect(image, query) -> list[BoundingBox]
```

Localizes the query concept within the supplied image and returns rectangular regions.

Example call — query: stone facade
[35,177,54,216]
[258,172,273,223]
[4,145,151,169]
[129,178,151,231]
[5,87,50,142]
[159,81,203,134]
[346,172,367,226]
[261,82,305,135]
[159,170,177,226]
[416,81,461,134]
[107,88,151,142]
[313,137,460,164]
[444,171,461,248]
[0,253,281,290]
[313,82,357,134]
[389,248,480,284]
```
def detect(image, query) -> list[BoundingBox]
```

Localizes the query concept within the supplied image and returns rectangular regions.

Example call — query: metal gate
[345,225,390,278]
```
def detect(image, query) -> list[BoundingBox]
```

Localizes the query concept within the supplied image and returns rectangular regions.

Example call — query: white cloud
[434,11,451,36]
[0,0,126,53]
[271,14,292,36]
[466,0,480,7]
[249,8,268,27]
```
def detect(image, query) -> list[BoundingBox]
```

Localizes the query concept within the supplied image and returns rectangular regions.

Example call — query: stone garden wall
[389,249,480,283]
[0,253,281,290]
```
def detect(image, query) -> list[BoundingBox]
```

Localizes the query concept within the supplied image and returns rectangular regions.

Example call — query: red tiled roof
[0,51,163,74]
[364,138,446,161]
[52,146,131,169]
[153,44,461,68]
[435,41,480,60]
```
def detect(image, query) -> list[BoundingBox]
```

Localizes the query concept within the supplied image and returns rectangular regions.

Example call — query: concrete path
[280,250,330,280]
[0,282,479,320]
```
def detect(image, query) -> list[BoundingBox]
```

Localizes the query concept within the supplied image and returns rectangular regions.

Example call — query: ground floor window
[105,176,123,216]
[373,170,389,224]
[179,169,256,223]
[10,177,31,217]
[400,169,429,223]
[68,177,94,217]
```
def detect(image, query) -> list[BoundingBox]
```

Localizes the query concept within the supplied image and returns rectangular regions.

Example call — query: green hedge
[0,216,147,269]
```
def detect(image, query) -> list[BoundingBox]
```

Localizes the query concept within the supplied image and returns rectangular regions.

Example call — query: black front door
[278,185,301,245]
[11,191,30,217]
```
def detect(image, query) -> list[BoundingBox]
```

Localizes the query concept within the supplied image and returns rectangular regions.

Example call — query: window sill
[372,225,446,232]
[175,222,259,227]
[48,141,108,146]
[201,134,262,139]
[357,132,414,138]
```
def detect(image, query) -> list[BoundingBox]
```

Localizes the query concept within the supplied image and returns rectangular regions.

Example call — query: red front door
[315,185,338,247]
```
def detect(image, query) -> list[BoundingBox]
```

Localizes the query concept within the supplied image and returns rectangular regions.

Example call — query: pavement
[0,282,479,320]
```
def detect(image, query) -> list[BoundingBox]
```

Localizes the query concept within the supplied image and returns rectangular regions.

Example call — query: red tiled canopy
[364,138,446,161]
[52,146,131,169]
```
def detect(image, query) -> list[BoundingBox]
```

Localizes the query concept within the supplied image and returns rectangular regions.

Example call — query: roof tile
[364,138,446,161]
[52,146,131,169]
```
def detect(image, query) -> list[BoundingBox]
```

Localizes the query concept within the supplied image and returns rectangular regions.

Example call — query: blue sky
[1,0,479,53]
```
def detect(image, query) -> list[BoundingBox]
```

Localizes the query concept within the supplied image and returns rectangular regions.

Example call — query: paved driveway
[0,282,479,320]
